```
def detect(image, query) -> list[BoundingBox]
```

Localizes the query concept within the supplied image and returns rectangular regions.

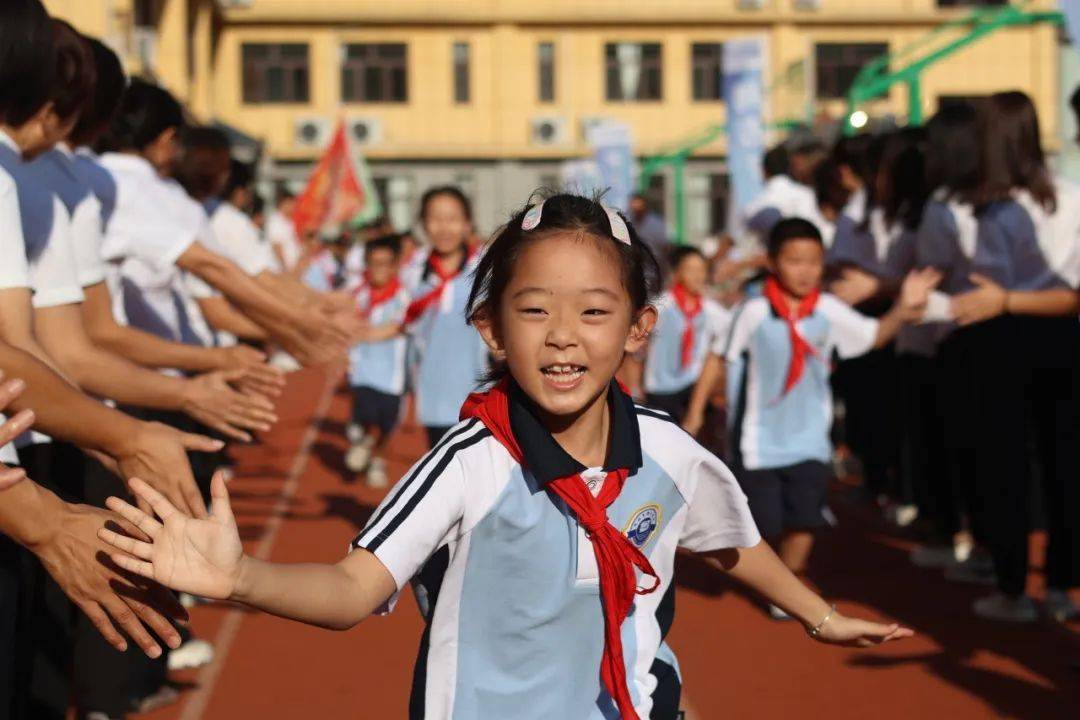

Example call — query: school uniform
[967,185,1080,597]
[0,133,90,720]
[643,288,731,422]
[724,291,879,538]
[0,134,30,469]
[403,249,488,445]
[352,380,759,719]
[266,209,301,271]
[302,249,356,293]
[207,199,277,278]
[349,282,410,437]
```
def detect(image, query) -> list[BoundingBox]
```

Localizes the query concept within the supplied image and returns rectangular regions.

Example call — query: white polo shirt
[266,210,301,271]
[0,131,31,464]
[208,200,275,277]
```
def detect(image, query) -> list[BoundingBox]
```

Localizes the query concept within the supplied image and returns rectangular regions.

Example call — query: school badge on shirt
[623,504,662,549]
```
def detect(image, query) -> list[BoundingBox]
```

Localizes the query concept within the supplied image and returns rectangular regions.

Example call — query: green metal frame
[845,3,1063,132]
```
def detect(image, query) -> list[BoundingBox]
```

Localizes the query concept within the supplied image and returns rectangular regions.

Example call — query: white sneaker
[366,458,389,489]
[346,423,364,444]
[344,441,373,473]
[890,504,919,527]
[268,351,301,373]
[973,593,1037,623]
[1044,589,1079,623]
[167,638,215,671]
[910,544,957,569]
[768,604,793,621]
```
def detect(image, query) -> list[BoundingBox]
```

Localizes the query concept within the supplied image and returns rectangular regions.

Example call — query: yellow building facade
[45,0,1064,236]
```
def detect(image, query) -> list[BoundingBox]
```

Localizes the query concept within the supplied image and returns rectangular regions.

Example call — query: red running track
[146,366,1080,720]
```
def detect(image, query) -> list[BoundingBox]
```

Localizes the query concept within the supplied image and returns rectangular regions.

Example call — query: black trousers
[0,442,85,720]
[968,316,1080,596]
[898,353,956,537]
[834,343,901,497]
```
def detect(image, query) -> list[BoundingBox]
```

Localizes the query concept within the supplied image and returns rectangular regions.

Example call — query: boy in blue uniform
[344,234,410,488]
[697,218,939,618]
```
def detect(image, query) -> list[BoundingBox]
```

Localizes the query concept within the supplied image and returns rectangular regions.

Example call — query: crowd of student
[0,0,1076,718]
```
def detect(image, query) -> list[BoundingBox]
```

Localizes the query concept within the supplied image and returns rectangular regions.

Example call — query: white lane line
[178,368,341,720]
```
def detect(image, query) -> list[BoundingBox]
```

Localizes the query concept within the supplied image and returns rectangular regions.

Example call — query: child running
[343,234,410,488]
[97,194,912,720]
[686,217,940,620]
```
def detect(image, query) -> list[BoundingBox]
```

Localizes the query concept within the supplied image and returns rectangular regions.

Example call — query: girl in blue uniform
[403,186,488,448]
[97,192,911,720]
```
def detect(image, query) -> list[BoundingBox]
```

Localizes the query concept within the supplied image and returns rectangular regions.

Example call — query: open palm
[98,473,243,601]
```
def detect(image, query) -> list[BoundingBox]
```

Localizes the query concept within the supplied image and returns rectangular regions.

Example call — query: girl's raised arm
[705,541,913,647]
[98,473,396,631]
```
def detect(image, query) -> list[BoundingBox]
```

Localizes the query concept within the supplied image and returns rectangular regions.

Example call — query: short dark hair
[364,233,402,259]
[0,0,55,127]
[419,185,472,222]
[467,192,661,385]
[104,78,185,152]
[974,90,1055,212]
[49,19,96,123]
[925,102,979,198]
[69,37,126,148]
[1071,85,1080,122]
[177,125,231,199]
[763,143,789,178]
[668,244,705,271]
[275,185,295,205]
[767,217,823,258]
[224,159,254,199]
[812,157,850,215]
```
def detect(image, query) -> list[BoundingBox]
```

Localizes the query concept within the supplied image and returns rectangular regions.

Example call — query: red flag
[292,120,366,239]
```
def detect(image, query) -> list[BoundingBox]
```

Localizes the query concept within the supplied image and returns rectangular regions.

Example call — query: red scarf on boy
[669,283,702,369]
[402,245,473,326]
[459,380,659,720]
[763,275,820,396]
[353,273,402,320]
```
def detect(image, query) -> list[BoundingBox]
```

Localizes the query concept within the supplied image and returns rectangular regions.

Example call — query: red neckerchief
[402,244,472,326]
[669,283,703,369]
[763,275,820,396]
[459,380,659,720]
[353,273,402,320]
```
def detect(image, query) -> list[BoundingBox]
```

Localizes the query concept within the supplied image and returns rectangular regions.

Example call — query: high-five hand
[99,472,243,601]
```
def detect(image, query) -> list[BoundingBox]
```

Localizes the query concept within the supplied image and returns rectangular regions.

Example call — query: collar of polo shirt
[507,379,643,487]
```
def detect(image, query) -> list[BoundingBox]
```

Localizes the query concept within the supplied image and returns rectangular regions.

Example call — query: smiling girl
[97,193,911,720]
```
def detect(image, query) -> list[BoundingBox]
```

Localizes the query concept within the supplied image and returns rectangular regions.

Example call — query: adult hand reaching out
[181,370,279,443]
[115,421,224,519]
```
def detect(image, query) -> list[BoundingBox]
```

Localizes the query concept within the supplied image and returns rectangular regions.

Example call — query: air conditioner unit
[529,117,567,146]
[347,118,383,147]
[736,0,765,10]
[294,117,330,148]
[793,0,821,9]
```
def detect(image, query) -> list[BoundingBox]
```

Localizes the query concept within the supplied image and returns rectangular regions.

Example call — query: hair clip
[601,204,632,246]
[521,200,545,231]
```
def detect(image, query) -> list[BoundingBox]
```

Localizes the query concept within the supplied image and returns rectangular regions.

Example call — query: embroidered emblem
[623,504,662,549]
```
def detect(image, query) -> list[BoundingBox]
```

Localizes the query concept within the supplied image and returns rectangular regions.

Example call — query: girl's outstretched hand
[811,611,913,648]
[98,471,243,601]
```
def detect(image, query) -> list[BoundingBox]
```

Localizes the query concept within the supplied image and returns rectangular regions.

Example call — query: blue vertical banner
[723,37,768,235]
[586,120,635,211]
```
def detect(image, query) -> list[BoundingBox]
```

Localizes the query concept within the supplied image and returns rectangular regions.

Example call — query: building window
[341,44,407,103]
[538,42,555,103]
[605,43,663,102]
[691,43,724,101]
[242,43,310,103]
[814,42,887,99]
[453,42,470,104]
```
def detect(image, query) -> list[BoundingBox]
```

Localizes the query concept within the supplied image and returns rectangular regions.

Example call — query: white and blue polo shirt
[404,250,488,428]
[644,291,731,395]
[348,284,410,395]
[352,381,759,719]
[723,294,879,470]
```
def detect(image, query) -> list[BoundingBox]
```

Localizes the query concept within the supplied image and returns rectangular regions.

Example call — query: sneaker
[820,505,838,528]
[768,604,794,621]
[973,593,1037,623]
[366,458,389,489]
[166,638,215,672]
[344,441,373,473]
[268,351,301,373]
[346,423,364,444]
[80,713,123,720]
[953,535,974,564]
[910,544,957,569]
[945,562,998,586]
[890,504,920,527]
[1044,589,1079,623]
[131,685,180,713]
